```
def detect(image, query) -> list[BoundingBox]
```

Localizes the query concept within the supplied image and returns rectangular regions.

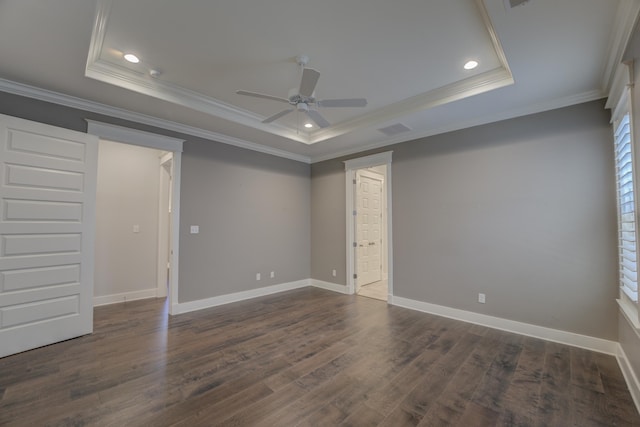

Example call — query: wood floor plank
[417,334,502,426]
[571,346,606,394]
[593,352,640,425]
[470,330,523,413]
[296,402,346,427]
[536,341,573,426]
[0,288,637,427]
[495,336,546,426]
[397,332,482,422]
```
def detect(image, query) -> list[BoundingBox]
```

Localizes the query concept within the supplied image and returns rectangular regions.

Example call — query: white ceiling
[0,0,635,162]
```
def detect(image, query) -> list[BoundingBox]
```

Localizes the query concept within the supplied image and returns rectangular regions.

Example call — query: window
[615,113,639,303]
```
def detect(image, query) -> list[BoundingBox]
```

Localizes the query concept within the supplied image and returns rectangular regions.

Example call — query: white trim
[344,152,393,298]
[156,153,172,299]
[308,68,514,144]
[86,120,184,152]
[344,152,393,171]
[169,153,181,315]
[0,78,311,163]
[602,0,640,94]
[390,296,618,355]
[93,288,158,307]
[617,343,640,414]
[311,90,604,163]
[171,279,310,315]
[310,279,349,294]
[86,59,307,144]
[0,77,601,166]
[619,298,640,335]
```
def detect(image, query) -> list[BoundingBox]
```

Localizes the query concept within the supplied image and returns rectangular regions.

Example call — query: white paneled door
[0,114,98,358]
[356,170,383,289]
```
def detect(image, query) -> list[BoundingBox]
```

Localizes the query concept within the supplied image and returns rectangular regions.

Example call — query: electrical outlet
[332,269,337,277]
[478,293,486,304]
[270,271,275,279]
[190,225,199,234]
[256,273,261,281]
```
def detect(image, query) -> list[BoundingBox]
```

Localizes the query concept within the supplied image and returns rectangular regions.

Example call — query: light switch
[190,225,199,234]
[133,225,140,233]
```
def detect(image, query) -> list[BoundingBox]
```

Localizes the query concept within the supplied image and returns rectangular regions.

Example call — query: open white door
[0,114,98,358]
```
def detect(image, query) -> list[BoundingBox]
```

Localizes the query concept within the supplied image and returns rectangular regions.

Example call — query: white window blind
[615,114,638,302]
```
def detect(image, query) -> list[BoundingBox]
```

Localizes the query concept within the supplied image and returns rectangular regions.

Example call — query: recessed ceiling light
[304,123,313,128]
[124,53,140,64]
[464,60,479,70]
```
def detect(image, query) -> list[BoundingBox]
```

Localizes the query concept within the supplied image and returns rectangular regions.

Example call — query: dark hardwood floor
[0,287,638,426]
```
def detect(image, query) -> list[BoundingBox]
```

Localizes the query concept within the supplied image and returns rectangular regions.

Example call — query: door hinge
[353,210,357,216]
[353,179,357,185]
[353,242,357,248]
[353,274,358,279]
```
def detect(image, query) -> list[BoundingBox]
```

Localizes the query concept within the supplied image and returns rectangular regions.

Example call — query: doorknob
[368,242,375,245]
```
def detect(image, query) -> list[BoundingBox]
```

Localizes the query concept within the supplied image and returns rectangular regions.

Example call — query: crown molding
[0,77,311,163]
[602,0,640,95]
[310,89,604,163]
[86,0,514,146]
[85,59,308,144]
[309,67,513,144]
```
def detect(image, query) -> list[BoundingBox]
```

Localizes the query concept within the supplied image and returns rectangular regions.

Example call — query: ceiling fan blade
[236,90,289,103]
[262,108,294,123]
[299,68,320,97]
[306,110,330,128]
[317,98,368,108]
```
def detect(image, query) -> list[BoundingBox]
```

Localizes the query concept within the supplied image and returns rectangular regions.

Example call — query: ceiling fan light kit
[236,55,367,129]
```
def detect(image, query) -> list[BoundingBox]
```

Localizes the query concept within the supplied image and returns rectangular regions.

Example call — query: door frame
[344,151,393,298]
[157,152,173,298]
[86,120,184,315]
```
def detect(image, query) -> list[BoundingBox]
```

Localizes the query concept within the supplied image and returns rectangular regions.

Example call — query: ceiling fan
[236,55,367,128]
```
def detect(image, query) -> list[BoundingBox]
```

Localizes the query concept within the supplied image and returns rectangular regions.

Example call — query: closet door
[0,113,98,358]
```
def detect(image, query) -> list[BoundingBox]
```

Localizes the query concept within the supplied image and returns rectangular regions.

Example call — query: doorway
[86,120,184,315]
[345,151,393,301]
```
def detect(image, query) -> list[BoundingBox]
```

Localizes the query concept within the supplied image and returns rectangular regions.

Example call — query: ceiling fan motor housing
[288,88,315,106]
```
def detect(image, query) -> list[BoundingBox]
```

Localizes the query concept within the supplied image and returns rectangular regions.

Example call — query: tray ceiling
[0,0,633,162]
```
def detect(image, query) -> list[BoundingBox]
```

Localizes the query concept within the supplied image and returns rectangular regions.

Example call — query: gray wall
[178,139,310,302]
[311,160,346,283]
[0,92,311,305]
[95,140,162,297]
[311,100,619,340]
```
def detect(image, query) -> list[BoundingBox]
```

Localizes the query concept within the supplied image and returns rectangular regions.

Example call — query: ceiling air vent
[504,0,531,9]
[378,123,411,137]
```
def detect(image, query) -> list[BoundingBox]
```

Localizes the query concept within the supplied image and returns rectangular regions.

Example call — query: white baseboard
[172,279,310,315]
[310,279,349,294]
[93,288,158,307]
[617,344,640,414]
[390,296,618,355]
